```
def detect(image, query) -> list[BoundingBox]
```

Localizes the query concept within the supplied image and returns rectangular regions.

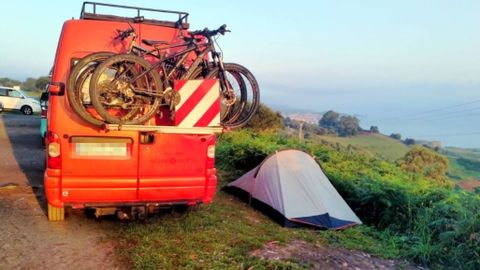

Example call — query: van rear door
[138,134,210,202]
[61,133,139,203]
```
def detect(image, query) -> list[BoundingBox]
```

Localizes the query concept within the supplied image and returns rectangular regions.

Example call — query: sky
[0,1,479,148]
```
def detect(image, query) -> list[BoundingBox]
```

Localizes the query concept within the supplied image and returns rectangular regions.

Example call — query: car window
[8,90,23,98]
[0,88,6,96]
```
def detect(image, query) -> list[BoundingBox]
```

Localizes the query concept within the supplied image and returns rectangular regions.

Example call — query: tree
[404,138,416,145]
[245,103,284,131]
[398,146,451,186]
[284,117,299,129]
[338,115,360,137]
[370,126,379,133]
[22,77,37,91]
[390,133,402,140]
[0,77,22,87]
[35,76,50,91]
[319,110,340,130]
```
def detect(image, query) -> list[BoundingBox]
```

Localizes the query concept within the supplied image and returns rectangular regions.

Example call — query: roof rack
[80,2,189,29]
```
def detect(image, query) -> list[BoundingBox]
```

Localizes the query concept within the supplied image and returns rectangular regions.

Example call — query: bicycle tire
[89,54,163,125]
[76,63,142,123]
[67,52,113,126]
[206,63,260,128]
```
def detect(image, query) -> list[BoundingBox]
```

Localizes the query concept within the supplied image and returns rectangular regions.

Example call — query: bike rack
[80,2,189,29]
[104,124,224,135]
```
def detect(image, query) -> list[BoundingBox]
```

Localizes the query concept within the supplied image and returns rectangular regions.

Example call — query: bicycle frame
[125,35,221,92]
[108,27,234,107]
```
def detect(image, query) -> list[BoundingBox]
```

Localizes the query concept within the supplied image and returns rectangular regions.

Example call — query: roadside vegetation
[216,129,479,269]
[0,76,49,98]
[106,105,479,269]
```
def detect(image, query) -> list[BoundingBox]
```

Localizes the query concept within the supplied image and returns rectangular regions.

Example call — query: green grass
[106,187,401,269]
[23,90,42,98]
[313,133,480,181]
[443,147,480,160]
[447,157,480,180]
[315,133,410,162]
[442,148,480,180]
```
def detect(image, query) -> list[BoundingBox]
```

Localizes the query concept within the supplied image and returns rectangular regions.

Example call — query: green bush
[217,130,480,269]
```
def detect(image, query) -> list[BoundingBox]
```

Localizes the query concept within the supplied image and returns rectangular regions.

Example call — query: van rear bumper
[44,170,63,208]
[44,170,218,208]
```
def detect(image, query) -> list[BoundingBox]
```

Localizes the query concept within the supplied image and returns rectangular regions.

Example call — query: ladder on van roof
[80,1,189,29]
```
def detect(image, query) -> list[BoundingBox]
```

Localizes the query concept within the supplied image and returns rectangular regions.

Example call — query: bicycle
[66,25,196,126]
[89,24,260,127]
[67,51,147,126]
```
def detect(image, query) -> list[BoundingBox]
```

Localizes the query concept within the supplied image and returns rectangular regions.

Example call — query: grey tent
[227,149,362,230]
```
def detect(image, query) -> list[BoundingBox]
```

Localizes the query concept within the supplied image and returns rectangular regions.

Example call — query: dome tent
[226,149,361,230]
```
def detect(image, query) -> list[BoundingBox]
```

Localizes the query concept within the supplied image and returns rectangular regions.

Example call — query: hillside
[213,130,480,269]
[314,133,410,162]
[310,133,480,181]
[442,147,480,180]
[443,147,480,160]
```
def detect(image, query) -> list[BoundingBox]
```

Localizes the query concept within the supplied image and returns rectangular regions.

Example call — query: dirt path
[0,114,120,269]
[250,239,419,270]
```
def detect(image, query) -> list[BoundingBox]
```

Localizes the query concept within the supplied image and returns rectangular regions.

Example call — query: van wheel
[21,106,33,115]
[47,203,65,221]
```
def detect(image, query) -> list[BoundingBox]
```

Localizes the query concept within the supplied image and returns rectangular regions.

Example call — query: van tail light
[204,136,217,203]
[47,131,61,169]
[206,138,216,169]
[207,145,215,159]
[48,82,65,95]
[40,108,47,118]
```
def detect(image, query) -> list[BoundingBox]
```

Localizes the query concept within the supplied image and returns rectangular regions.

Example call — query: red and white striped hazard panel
[174,79,220,127]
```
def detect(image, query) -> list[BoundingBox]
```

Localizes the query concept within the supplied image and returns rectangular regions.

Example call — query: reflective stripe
[179,81,219,127]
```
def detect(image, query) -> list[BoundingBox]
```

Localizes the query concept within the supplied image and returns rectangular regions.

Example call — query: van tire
[21,106,33,115]
[47,203,65,221]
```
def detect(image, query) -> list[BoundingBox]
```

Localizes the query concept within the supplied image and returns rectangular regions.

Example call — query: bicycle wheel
[67,52,113,126]
[89,54,163,125]
[76,63,142,123]
[206,63,260,128]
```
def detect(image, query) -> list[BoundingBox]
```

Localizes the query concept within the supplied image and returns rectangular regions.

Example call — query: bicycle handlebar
[116,28,135,40]
[190,24,230,38]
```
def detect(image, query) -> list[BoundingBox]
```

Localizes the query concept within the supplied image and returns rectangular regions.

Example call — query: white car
[0,86,41,115]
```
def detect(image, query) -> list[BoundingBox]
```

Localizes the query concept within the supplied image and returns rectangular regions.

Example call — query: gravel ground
[250,240,421,270]
[0,113,120,270]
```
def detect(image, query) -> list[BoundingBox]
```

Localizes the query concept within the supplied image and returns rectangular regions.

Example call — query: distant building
[416,140,442,149]
[287,113,322,124]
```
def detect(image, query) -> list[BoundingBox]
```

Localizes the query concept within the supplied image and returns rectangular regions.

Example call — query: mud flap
[48,203,65,221]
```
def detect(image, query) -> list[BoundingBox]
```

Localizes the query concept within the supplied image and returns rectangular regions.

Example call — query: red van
[45,2,219,221]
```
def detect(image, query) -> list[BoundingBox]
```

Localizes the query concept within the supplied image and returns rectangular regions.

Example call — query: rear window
[0,88,6,96]
[8,90,22,98]
[40,92,49,101]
